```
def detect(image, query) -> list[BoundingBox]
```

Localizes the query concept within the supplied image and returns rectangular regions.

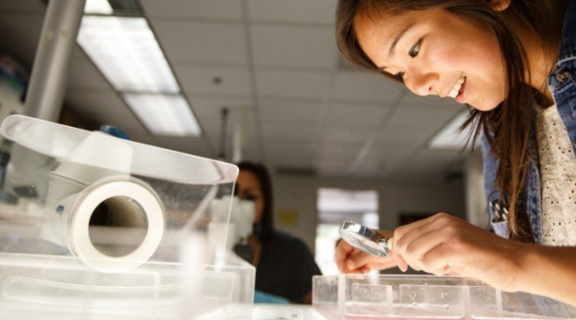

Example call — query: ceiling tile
[415,149,464,166]
[67,58,111,90]
[267,151,315,168]
[386,103,462,131]
[321,126,373,143]
[316,143,362,161]
[255,70,332,99]
[316,159,353,176]
[264,141,310,157]
[65,90,147,134]
[259,100,321,125]
[387,149,465,182]
[0,13,44,68]
[247,0,336,25]
[332,71,406,103]
[149,20,248,65]
[187,97,253,120]
[241,145,262,162]
[188,97,256,139]
[360,146,418,172]
[175,65,252,97]
[251,24,338,69]
[152,136,213,158]
[262,121,316,141]
[378,125,438,147]
[140,0,242,20]
[0,0,45,12]
[325,103,391,127]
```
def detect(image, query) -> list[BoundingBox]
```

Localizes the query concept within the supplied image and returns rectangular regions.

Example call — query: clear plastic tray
[0,115,254,319]
[313,274,576,320]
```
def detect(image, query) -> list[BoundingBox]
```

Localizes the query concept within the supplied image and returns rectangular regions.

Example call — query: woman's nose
[407,72,439,97]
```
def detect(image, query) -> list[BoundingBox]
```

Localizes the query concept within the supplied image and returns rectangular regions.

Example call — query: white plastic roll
[59,179,165,273]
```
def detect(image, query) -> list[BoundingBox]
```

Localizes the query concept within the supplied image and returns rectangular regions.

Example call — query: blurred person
[236,162,322,304]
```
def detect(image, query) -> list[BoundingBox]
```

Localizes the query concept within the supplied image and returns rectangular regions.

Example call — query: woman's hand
[391,212,527,292]
[335,229,397,274]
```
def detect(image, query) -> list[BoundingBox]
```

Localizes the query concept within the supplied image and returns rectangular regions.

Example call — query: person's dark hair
[237,161,275,241]
[336,0,564,243]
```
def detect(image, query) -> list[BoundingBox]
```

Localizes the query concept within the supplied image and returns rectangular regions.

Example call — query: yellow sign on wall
[277,209,298,227]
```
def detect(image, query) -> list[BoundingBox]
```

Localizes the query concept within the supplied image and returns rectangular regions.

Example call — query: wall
[270,174,467,253]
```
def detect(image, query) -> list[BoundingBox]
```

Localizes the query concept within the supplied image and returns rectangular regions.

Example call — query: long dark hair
[336,0,564,242]
[237,161,275,241]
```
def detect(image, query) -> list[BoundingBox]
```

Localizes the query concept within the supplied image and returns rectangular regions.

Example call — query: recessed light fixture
[78,15,202,137]
[124,93,201,137]
[78,16,179,93]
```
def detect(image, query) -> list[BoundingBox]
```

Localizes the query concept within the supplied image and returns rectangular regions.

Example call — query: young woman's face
[237,170,265,223]
[355,8,506,111]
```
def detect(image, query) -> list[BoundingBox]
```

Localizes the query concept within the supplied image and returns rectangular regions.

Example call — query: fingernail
[347,260,355,269]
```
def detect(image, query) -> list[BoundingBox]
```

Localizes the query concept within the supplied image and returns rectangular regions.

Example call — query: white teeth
[448,74,466,99]
[448,88,459,98]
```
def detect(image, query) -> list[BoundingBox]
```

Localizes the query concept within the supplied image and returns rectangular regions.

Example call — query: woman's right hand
[335,230,397,274]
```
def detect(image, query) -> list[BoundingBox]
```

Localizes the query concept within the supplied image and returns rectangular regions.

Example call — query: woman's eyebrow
[388,22,416,57]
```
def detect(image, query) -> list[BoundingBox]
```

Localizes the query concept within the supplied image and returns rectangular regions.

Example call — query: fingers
[396,227,449,271]
[394,215,450,253]
[335,240,355,273]
[367,255,399,270]
[393,213,450,243]
[392,213,461,272]
[392,251,409,272]
[346,250,377,271]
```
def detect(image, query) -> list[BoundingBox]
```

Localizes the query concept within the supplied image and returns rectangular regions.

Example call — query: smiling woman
[333,0,576,308]
[354,8,504,109]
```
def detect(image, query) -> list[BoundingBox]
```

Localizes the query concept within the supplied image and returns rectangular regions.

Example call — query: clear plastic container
[0,115,255,320]
[313,274,576,320]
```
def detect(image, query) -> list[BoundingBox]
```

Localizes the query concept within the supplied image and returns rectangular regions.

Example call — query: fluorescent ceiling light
[84,0,113,15]
[124,93,201,137]
[77,16,179,93]
[429,111,476,149]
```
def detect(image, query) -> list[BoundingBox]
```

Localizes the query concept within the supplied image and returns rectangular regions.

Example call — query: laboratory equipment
[339,221,392,257]
[0,115,255,320]
[313,274,576,320]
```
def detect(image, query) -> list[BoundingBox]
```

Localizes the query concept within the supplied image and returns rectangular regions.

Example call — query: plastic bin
[313,274,576,320]
[0,115,255,320]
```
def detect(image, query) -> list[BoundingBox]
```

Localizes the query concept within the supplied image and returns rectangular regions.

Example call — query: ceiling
[0,0,470,183]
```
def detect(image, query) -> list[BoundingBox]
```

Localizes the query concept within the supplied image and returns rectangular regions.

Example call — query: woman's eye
[408,39,422,58]
[242,194,257,201]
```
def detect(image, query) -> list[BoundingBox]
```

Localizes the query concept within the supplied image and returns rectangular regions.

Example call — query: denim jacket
[482,0,576,244]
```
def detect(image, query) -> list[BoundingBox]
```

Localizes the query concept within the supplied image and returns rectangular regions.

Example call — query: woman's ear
[487,0,512,11]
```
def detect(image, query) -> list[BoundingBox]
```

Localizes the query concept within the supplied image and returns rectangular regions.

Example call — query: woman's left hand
[391,212,528,292]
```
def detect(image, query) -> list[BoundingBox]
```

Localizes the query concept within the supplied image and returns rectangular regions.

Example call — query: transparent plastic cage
[313,274,576,320]
[0,115,255,320]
